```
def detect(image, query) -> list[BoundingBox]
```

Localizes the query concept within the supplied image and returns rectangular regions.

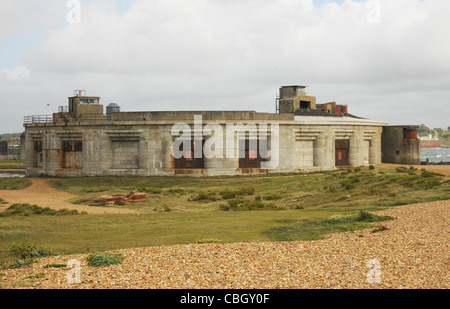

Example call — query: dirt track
[376,163,450,176]
[0,177,134,215]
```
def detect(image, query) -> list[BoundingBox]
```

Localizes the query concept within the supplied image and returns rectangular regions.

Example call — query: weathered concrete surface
[23,112,385,177]
[381,126,420,165]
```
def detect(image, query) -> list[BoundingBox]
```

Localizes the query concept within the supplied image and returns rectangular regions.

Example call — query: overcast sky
[1,0,449,134]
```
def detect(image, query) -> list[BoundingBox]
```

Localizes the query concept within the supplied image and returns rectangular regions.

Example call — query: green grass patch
[0,177,32,190]
[189,191,220,202]
[264,211,394,241]
[86,252,124,267]
[219,196,286,211]
[0,204,85,217]
[196,238,223,244]
[25,273,46,280]
[42,264,68,268]
[219,187,256,199]
[50,166,449,212]
[1,241,55,269]
[0,160,25,170]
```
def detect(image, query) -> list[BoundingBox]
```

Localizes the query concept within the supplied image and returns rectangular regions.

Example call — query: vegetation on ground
[0,177,31,190]
[264,211,394,241]
[0,160,25,170]
[86,252,124,267]
[1,242,54,269]
[0,166,448,266]
[0,204,86,217]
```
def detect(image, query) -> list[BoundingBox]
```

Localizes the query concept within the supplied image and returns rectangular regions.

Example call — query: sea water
[0,172,25,178]
[421,147,450,163]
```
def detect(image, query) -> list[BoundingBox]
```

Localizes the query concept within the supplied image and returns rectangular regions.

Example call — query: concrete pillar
[43,132,61,175]
[369,130,382,165]
[349,130,365,167]
[314,132,334,169]
[24,133,35,172]
[162,127,174,171]
[223,124,240,171]
[295,141,314,167]
[203,124,225,172]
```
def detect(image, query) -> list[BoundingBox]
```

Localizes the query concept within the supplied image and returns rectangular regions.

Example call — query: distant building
[0,140,7,156]
[419,134,442,148]
[0,137,21,159]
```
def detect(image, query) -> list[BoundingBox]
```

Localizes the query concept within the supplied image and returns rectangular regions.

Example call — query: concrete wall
[381,126,420,165]
[23,116,383,177]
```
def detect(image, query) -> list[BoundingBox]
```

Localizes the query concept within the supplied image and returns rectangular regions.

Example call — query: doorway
[335,139,349,167]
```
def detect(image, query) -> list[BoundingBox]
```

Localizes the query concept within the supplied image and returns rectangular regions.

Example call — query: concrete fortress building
[23,86,419,177]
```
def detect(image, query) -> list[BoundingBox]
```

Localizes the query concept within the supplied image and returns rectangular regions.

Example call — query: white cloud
[1,0,450,133]
[1,65,31,80]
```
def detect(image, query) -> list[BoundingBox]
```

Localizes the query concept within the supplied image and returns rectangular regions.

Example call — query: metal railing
[24,113,109,124]
[24,115,53,124]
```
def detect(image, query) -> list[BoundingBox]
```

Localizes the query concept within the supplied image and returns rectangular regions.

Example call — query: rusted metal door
[62,141,83,169]
[239,139,262,169]
[335,139,349,167]
[173,140,204,169]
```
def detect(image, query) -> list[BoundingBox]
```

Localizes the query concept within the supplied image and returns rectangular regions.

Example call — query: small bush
[196,238,222,244]
[138,187,162,194]
[263,193,283,201]
[369,165,375,170]
[7,258,35,269]
[356,210,375,222]
[327,213,355,224]
[395,166,409,173]
[9,242,53,260]
[328,211,393,224]
[371,224,390,233]
[0,204,80,217]
[166,188,185,195]
[190,191,219,201]
[86,253,124,267]
[43,264,68,268]
[25,273,46,280]
[340,177,360,190]
[4,242,54,269]
[220,187,256,199]
[219,198,285,211]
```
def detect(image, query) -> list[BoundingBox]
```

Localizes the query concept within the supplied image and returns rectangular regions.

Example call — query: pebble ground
[1,199,448,289]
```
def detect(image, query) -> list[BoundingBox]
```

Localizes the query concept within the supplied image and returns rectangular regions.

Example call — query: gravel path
[1,199,448,289]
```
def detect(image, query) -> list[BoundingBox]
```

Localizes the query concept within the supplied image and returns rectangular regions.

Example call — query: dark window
[34,141,42,152]
[300,101,311,109]
[63,141,83,152]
